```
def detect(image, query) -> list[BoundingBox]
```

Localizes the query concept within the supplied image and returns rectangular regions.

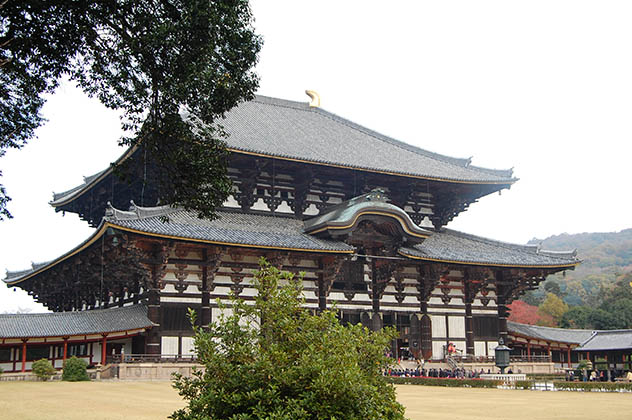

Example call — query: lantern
[494,337,511,374]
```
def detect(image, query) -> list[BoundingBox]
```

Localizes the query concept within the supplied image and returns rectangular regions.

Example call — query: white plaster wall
[448,316,466,339]
[161,336,179,355]
[0,362,13,371]
[453,341,466,354]
[181,337,195,356]
[431,315,446,338]
[474,341,487,357]
[487,341,497,356]
[432,341,444,360]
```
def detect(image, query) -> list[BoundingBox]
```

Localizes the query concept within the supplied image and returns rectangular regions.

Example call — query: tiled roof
[105,203,355,253]
[0,305,152,338]
[576,330,632,351]
[51,95,516,206]
[400,229,579,268]
[508,321,594,345]
[218,96,515,183]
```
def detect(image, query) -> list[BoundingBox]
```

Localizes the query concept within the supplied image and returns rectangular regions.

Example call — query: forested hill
[526,228,632,306]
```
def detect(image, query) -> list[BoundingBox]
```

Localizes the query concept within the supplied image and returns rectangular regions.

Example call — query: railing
[107,354,198,364]
[448,355,552,364]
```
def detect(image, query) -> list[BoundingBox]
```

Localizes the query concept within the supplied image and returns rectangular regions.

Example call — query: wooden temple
[2,94,581,373]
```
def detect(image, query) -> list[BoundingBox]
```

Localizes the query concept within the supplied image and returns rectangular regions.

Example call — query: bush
[0,366,4,375]
[172,259,406,420]
[386,376,503,388]
[32,359,56,381]
[62,356,90,382]
[515,380,533,390]
[553,381,632,392]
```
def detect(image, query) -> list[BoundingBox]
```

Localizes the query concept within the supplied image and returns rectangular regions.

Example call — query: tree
[537,293,569,326]
[171,259,407,420]
[1,1,262,220]
[559,306,593,329]
[32,358,56,381]
[507,300,542,325]
[62,356,90,382]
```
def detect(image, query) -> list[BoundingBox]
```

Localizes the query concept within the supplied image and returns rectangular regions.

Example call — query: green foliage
[171,259,407,420]
[62,356,90,382]
[386,377,502,388]
[0,365,3,375]
[32,358,56,381]
[560,306,593,329]
[514,380,533,390]
[553,381,632,392]
[537,293,568,326]
[1,1,262,220]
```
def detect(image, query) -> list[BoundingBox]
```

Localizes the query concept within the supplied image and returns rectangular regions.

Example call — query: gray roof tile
[0,305,152,338]
[576,330,632,351]
[508,321,594,344]
[400,229,579,267]
[106,204,354,253]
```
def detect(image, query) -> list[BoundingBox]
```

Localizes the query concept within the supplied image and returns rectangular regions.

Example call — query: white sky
[1,1,631,313]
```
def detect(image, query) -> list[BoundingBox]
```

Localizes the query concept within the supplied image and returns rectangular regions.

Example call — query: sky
[1,1,631,312]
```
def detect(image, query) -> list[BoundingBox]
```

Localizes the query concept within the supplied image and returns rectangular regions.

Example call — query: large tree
[172,260,407,420]
[0,0,261,220]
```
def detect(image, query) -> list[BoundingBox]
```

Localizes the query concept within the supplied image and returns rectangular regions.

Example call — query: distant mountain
[527,229,632,306]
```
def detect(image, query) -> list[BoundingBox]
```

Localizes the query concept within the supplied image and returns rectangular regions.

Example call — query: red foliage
[508,300,543,325]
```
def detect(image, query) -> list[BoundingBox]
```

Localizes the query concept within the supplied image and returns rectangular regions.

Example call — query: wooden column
[567,346,572,368]
[101,335,108,365]
[63,338,68,363]
[495,271,508,343]
[463,279,475,358]
[317,259,326,313]
[527,340,531,361]
[201,249,211,328]
[21,340,27,373]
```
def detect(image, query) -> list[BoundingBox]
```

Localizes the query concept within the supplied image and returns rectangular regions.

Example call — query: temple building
[2,93,581,373]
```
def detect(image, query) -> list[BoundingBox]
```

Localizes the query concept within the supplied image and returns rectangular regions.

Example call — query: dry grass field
[0,381,629,420]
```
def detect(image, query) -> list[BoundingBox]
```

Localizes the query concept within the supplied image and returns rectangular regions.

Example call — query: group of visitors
[386,367,486,379]
[567,368,632,383]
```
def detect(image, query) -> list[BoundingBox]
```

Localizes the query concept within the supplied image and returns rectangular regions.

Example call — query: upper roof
[575,330,632,351]
[217,95,516,184]
[400,230,580,268]
[508,321,594,345]
[0,304,152,339]
[51,94,516,207]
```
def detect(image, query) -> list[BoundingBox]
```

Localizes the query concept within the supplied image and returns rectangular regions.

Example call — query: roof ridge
[105,201,178,222]
[254,94,515,179]
[508,321,591,333]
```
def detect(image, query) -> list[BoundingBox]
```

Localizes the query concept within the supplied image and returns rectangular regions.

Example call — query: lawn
[0,381,629,420]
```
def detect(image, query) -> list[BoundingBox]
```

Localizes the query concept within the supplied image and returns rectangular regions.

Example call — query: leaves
[171,258,407,420]
[1,1,262,220]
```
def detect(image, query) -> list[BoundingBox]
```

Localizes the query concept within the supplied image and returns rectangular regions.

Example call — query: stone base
[116,363,202,380]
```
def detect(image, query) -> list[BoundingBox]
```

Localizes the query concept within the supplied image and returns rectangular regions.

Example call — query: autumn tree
[507,300,542,325]
[537,293,569,327]
[0,1,262,220]
[172,259,407,420]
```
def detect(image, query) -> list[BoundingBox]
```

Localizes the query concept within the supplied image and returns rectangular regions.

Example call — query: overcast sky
[1,1,631,312]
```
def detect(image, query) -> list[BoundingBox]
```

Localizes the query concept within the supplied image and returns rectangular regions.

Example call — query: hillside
[526,228,632,306]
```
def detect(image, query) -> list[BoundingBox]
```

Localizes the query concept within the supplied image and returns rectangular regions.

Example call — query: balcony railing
[448,354,552,363]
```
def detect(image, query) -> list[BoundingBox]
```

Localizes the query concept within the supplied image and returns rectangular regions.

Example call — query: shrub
[553,381,632,392]
[515,380,533,390]
[386,376,503,388]
[32,358,56,381]
[62,356,90,382]
[0,366,4,375]
[172,259,406,420]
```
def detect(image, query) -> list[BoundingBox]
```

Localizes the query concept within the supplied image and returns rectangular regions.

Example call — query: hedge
[553,381,632,392]
[387,377,503,388]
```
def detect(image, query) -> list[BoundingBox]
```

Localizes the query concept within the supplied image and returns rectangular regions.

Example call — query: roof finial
[305,90,320,107]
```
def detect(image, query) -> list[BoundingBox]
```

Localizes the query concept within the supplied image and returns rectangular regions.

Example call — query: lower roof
[4,204,579,286]
[508,321,594,345]
[0,305,152,339]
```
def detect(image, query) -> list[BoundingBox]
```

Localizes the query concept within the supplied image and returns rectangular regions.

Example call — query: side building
[2,93,579,373]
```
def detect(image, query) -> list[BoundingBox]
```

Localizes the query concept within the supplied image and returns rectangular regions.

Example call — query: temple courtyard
[0,382,629,420]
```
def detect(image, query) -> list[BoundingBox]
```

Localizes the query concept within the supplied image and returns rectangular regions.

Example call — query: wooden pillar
[463,280,474,358]
[101,335,108,365]
[317,259,326,313]
[21,340,27,373]
[63,338,68,363]
[527,340,531,362]
[567,346,572,368]
[495,271,508,343]
[201,249,211,328]
[547,342,551,362]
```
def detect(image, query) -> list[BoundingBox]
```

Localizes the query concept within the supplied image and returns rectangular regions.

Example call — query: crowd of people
[386,367,493,379]
[567,368,632,382]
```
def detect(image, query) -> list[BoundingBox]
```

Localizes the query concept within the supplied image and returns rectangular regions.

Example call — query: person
[590,370,597,382]
[626,371,632,382]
